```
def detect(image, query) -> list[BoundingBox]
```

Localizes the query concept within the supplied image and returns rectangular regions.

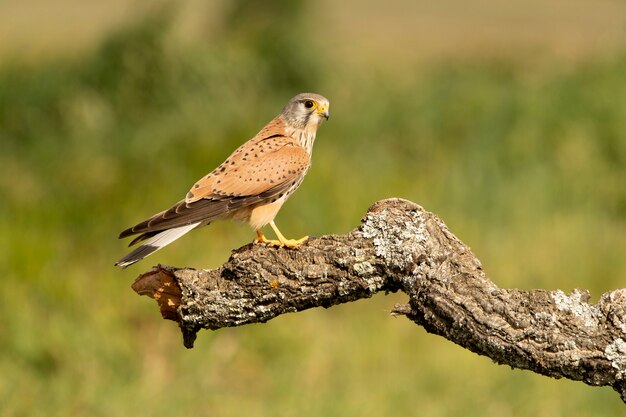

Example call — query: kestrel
[116,93,330,268]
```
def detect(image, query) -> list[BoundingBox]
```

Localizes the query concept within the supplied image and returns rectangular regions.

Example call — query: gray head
[280,93,330,131]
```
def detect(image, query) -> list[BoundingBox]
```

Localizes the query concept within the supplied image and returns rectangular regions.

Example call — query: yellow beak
[317,105,330,120]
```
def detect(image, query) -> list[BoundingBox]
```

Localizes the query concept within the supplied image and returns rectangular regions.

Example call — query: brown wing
[186,117,307,202]
[119,131,310,239]
[118,185,289,240]
[186,138,309,202]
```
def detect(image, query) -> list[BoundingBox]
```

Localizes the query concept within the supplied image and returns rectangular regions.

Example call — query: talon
[254,230,286,247]
[254,229,271,244]
[281,236,308,248]
[264,238,286,247]
[254,226,308,248]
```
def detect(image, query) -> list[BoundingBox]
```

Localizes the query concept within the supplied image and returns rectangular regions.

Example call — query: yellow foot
[278,235,309,248]
[254,230,272,244]
[254,229,308,248]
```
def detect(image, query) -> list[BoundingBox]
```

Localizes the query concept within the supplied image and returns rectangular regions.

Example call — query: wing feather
[118,181,296,239]
[191,143,308,199]
[187,125,309,202]
[119,117,310,241]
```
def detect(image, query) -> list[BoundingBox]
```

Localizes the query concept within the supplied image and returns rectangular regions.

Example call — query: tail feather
[115,222,201,268]
[128,230,159,247]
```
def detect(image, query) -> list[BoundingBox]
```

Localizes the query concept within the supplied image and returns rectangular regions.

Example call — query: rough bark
[132,198,626,403]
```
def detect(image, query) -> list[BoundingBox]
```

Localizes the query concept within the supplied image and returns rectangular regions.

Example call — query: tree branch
[131,198,626,403]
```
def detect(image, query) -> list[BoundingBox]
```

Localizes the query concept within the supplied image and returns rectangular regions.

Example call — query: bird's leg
[254,229,272,244]
[253,223,308,248]
[254,228,283,246]
[269,221,308,248]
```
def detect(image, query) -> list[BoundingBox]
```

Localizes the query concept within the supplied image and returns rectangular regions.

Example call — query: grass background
[1,0,626,415]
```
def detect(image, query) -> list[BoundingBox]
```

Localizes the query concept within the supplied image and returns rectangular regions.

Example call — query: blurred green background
[1,0,626,415]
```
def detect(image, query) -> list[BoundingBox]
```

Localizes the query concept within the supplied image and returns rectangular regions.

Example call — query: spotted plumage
[116,93,330,268]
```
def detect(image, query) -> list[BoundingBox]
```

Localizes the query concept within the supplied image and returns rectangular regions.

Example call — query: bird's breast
[294,130,316,155]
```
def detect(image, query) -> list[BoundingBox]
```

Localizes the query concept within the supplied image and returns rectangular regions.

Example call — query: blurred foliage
[218,0,321,91]
[1,1,626,416]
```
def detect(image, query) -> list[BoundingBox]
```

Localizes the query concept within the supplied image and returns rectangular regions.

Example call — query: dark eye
[304,100,315,109]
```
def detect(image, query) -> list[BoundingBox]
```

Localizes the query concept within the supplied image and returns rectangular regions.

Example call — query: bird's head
[281,93,330,131]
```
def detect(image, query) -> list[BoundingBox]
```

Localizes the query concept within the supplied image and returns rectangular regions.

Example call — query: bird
[116,93,330,268]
